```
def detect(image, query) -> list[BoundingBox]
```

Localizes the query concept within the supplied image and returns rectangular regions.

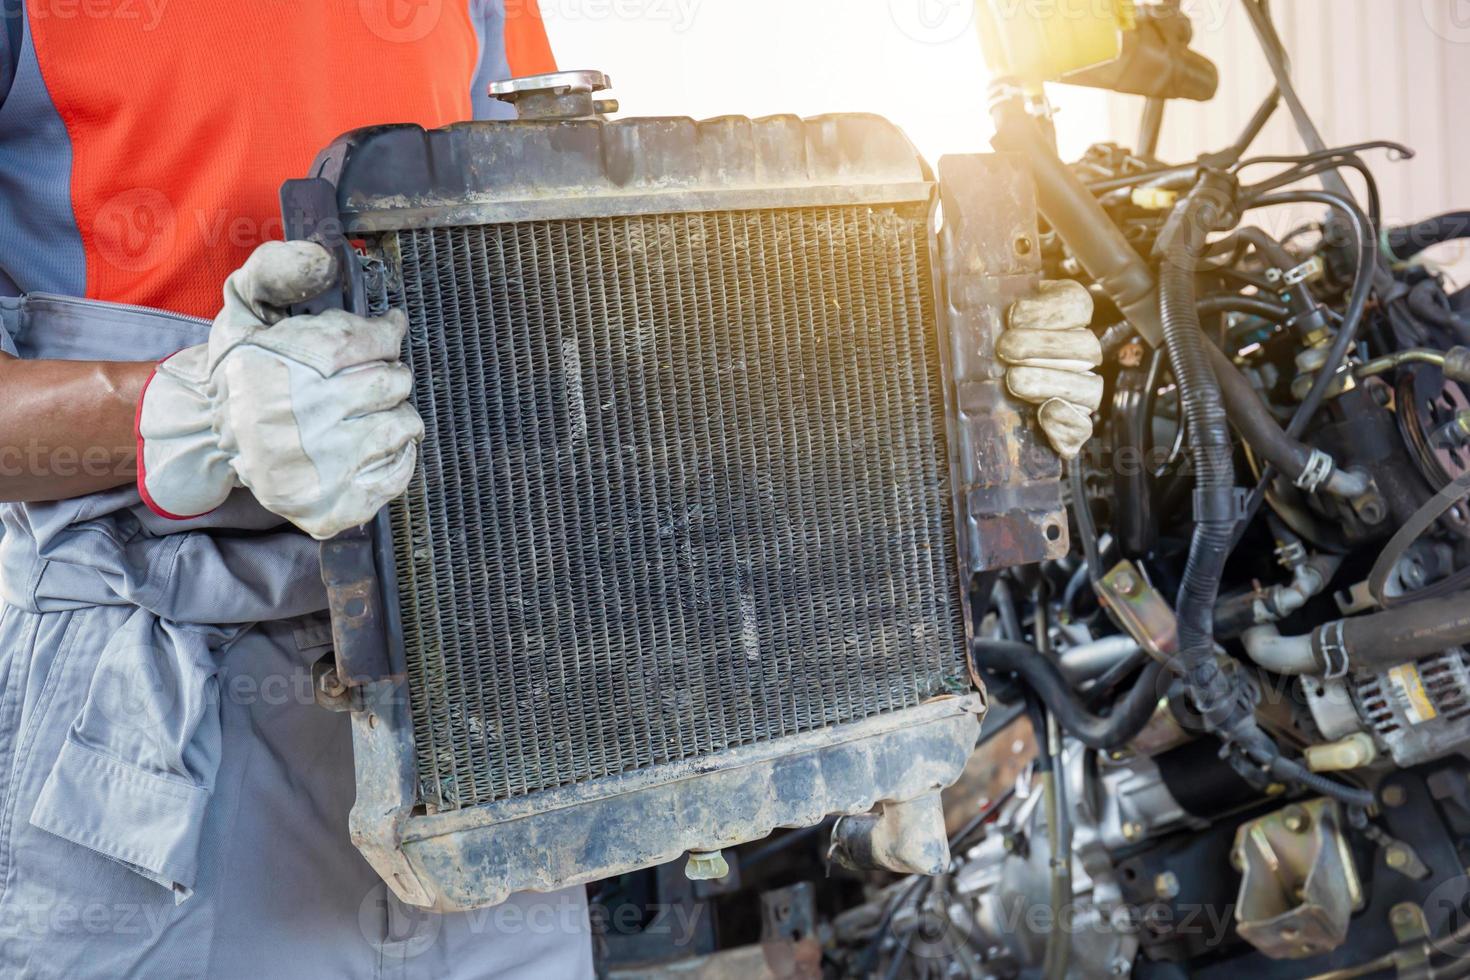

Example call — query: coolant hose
[970,640,1164,751]
[1157,175,1253,740]
[989,94,1164,347]
[1242,590,1470,677]
[1206,345,1368,497]
[1313,591,1470,674]
[1386,210,1470,262]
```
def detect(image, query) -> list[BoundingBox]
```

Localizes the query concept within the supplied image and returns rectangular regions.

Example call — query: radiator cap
[488,69,616,120]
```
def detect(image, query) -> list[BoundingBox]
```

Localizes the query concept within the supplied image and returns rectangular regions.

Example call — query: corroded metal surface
[391,697,982,911]
[935,153,1069,576]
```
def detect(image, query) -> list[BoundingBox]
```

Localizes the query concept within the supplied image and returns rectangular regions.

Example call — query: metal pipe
[1138,97,1165,159]
[1057,635,1145,685]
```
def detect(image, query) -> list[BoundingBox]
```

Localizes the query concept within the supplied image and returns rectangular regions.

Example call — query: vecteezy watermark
[356,885,690,959]
[1423,0,1470,45]
[93,188,177,276]
[22,0,170,32]
[889,0,976,45]
[0,898,175,940]
[897,894,1236,964]
[359,0,444,44]
[531,0,702,34]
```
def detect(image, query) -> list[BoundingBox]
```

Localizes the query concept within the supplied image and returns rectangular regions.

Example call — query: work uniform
[0,2,594,976]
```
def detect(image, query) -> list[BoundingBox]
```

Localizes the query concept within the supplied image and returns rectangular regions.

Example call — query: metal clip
[1283,255,1325,287]
[1293,448,1335,493]
[1316,620,1351,680]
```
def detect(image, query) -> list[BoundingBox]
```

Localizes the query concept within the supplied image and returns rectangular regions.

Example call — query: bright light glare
[546,0,1116,168]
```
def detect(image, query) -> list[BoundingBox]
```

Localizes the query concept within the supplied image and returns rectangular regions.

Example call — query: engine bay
[588,3,1470,977]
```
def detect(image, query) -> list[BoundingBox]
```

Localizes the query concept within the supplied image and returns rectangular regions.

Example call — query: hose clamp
[1293,449,1336,493]
[1316,620,1351,680]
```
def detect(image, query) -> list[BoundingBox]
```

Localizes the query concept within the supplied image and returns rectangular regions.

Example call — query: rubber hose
[1206,225,1315,313]
[970,640,1165,751]
[1207,345,1368,496]
[1386,210,1470,262]
[1408,278,1470,345]
[1311,590,1470,673]
[1195,294,1291,322]
[990,96,1164,347]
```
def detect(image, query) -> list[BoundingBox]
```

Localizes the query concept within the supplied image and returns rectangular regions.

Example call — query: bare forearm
[0,353,156,503]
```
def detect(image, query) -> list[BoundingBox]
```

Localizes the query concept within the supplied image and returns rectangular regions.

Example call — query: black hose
[1196,294,1291,322]
[971,639,1164,751]
[1386,210,1470,262]
[1228,189,1379,542]
[1068,460,1103,590]
[990,94,1164,346]
[993,577,1024,644]
[1206,225,1317,315]
[1407,278,1470,344]
[1157,174,1251,740]
[1244,190,1376,442]
[1206,345,1364,498]
[1312,590,1470,673]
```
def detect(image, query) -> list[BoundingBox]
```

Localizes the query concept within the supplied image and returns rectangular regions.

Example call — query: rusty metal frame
[932,154,1069,589]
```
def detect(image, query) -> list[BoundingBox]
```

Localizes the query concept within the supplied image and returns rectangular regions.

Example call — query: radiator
[390,207,964,811]
[284,80,1061,910]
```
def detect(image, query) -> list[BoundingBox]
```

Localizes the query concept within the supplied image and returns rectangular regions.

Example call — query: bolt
[1112,571,1139,596]
[1282,806,1310,833]
[1121,821,1144,842]
[1383,784,1408,807]
[318,668,347,699]
[1108,957,1131,976]
[1392,904,1418,925]
[1386,846,1410,870]
[1154,871,1181,900]
[1266,783,1287,796]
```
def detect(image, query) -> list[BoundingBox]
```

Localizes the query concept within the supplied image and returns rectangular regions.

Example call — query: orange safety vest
[5,0,555,318]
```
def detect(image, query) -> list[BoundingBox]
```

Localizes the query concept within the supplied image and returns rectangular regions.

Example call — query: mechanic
[0,2,592,976]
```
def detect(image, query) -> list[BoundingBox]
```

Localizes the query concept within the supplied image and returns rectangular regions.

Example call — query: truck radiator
[387,206,966,811]
[286,104,1054,909]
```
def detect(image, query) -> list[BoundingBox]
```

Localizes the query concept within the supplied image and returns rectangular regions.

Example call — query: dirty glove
[136,240,423,540]
[998,279,1103,460]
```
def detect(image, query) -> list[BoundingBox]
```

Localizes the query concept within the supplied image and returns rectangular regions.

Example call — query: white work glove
[998,279,1103,460]
[136,240,423,540]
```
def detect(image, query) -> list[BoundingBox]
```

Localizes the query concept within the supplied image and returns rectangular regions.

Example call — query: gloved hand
[136,240,423,540]
[998,279,1103,460]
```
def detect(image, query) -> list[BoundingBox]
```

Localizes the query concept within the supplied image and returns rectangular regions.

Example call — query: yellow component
[1130,187,1178,211]
[976,0,1136,84]
[1303,733,1378,773]
[1388,663,1438,724]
